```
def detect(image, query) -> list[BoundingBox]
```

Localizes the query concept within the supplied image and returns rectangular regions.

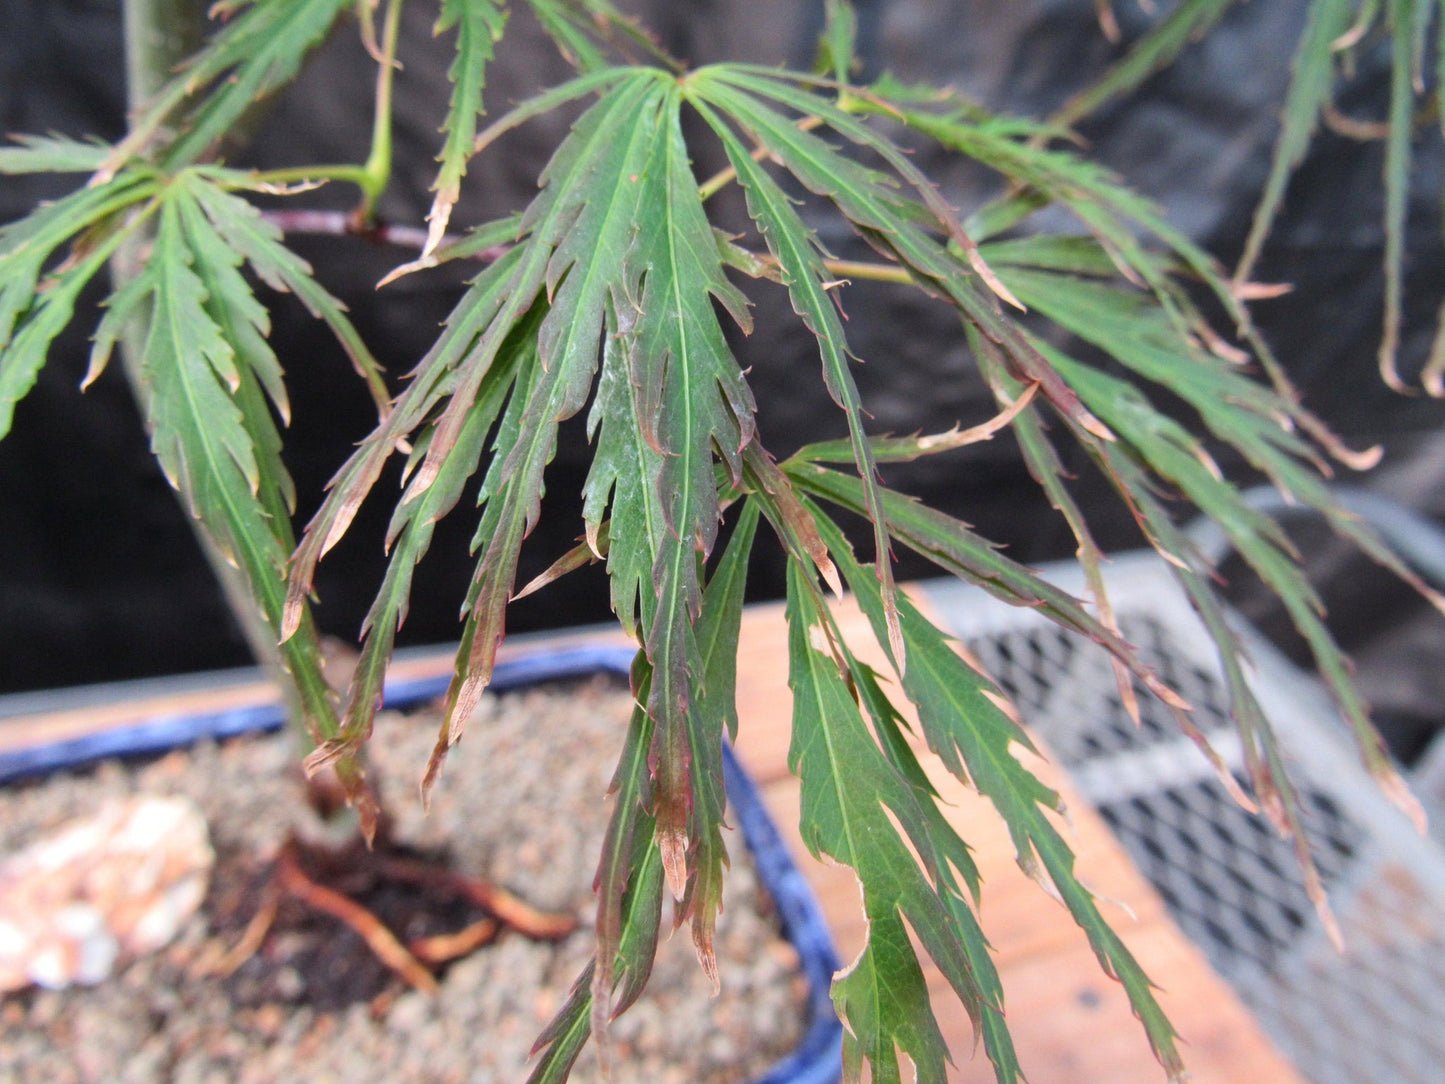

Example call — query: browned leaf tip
[1094,0,1121,42]
[301,738,351,778]
[513,538,599,601]
[692,918,721,996]
[420,732,455,814]
[657,820,690,902]
[1376,764,1428,835]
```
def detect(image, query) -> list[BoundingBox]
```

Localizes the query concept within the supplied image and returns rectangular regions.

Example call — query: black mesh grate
[1099,781,1360,974]
[962,607,1445,1084]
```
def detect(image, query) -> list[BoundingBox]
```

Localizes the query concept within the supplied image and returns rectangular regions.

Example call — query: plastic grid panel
[1098,780,1360,974]
[1252,856,1445,1084]
[972,617,1236,764]
[952,587,1445,1084]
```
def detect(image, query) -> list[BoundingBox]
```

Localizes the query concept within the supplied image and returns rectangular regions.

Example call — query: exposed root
[211,831,578,996]
[208,882,281,980]
[409,918,502,965]
[370,854,577,941]
[275,840,440,995]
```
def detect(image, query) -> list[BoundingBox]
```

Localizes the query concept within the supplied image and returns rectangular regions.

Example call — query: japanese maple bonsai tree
[2,2,1441,1081]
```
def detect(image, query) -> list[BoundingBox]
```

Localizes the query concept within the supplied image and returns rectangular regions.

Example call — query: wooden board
[0,598,1302,1083]
[729,592,1304,1084]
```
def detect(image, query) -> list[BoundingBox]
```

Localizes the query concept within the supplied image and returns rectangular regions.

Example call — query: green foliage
[101,0,357,178]
[1077,0,1445,392]
[426,0,509,252]
[1053,0,1238,128]
[2,2,1442,1081]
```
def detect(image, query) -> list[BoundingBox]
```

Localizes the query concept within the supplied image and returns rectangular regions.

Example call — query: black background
[3,0,1443,756]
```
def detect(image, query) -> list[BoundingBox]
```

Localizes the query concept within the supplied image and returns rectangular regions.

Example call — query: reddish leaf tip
[301,740,346,777]
[357,789,381,849]
[1377,766,1428,835]
[658,826,689,901]
[693,928,721,996]
[819,555,844,598]
[280,590,307,643]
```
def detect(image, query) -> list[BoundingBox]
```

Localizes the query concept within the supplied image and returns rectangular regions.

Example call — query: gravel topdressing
[0,675,812,1084]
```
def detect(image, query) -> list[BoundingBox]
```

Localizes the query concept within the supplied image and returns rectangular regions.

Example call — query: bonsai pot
[0,644,843,1084]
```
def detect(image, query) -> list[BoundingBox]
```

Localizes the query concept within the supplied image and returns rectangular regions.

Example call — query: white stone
[0,795,213,992]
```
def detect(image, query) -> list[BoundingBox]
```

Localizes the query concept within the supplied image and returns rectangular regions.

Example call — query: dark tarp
[3,0,1442,758]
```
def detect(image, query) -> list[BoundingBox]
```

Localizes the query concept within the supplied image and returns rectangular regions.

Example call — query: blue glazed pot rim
[0,644,842,1084]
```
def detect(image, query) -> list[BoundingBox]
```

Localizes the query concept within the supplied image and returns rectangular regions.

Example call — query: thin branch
[256,211,929,289]
[260,209,436,249]
[257,209,512,264]
[247,163,375,192]
[115,0,305,722]
[123,0,206,110]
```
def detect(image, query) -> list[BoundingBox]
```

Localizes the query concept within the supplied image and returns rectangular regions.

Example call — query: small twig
[354,0,405,223]
[259,211,924,294]
[258,210,437,251]
[276,844,440,994]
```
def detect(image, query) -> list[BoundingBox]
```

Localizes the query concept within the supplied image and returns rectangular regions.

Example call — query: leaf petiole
[240,0,403,222]
[357,0,405,222]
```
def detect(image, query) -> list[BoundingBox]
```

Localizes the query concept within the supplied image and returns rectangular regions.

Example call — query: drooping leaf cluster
[1,3,1439,1083]
[1238,0,1445,395]
[1065,0,1445,393]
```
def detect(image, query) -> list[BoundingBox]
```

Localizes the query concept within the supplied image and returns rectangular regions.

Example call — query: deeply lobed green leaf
[87,173,361,820]
[690,85,902,661]
[99,0,355,177]
[799,512,1020,1081]
[0,172,159,434]
[425,0,510,255]
[1052,0,1239,129]
[191,170,389,413]
[783,561,962,1083]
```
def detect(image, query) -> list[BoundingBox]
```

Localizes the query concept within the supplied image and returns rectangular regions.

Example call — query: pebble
[0,796,213,993]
